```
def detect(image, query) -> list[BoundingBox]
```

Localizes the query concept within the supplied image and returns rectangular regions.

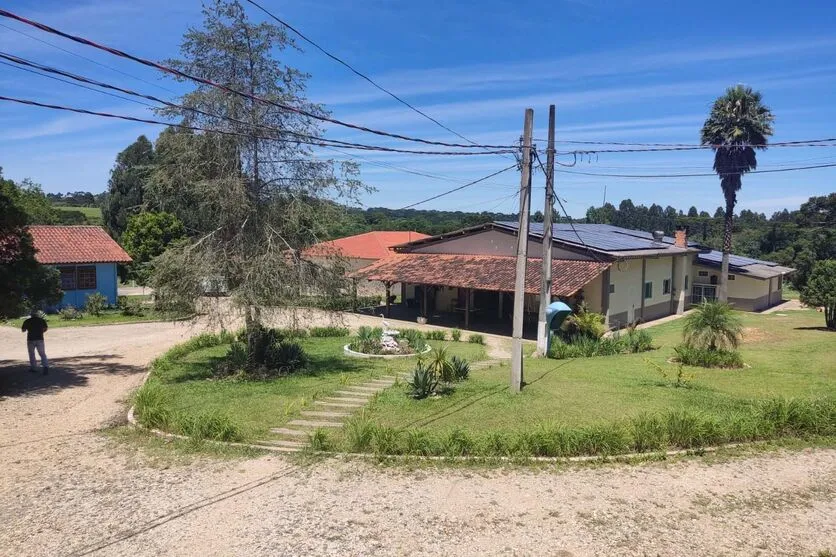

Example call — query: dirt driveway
[0,318,834,556]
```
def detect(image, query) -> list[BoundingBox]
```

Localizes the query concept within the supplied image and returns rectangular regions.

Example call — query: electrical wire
[0,21,179,95]
[242,0,487,151]
[558,142,836,155]
[556,162,836,179]
[541,137,836,148]
[0,8,518,151]
[0,94,515,156]
[397,164,519,209]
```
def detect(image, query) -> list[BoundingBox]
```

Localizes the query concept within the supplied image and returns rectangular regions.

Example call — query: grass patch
[336,309,835,457]
[139,335,487,442]
[4,306,188,328]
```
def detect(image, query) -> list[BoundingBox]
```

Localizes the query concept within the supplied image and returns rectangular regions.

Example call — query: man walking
[21,309,49,375]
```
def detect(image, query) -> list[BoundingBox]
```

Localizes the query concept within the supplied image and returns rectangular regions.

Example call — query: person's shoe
[43,367,49,375]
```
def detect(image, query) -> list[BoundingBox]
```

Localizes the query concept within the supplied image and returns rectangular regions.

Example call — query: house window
[663,279,671,295]
[685,275,689,290]
[609,284,615,294]
[728,275,735,281]
[698,271,708,277]
[59,267,76,290]
[644,282,653,299]
[77,266,97,290]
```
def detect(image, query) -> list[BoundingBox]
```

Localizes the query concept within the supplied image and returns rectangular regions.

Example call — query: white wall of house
[581,273,604,314]
[643,256,674,320]
[608,258,643,326]
[408,228,594,260]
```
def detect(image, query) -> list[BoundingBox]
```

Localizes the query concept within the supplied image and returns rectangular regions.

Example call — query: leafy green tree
[683,301,743,351]
[701,85,775,302]
[687,206,699,217]
[801,260,836,329]
[0,170,62,318]
[103,135,155,239]
[149,1,364,342]
[122,212,186,285]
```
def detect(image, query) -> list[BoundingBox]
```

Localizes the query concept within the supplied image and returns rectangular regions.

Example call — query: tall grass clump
[309,326,349,337]
[450,328,462,342]
[345,416,375,452]
[468,333,485,345]
[133,380,172,430]
[178,410,241,441]
[425,329,447,341]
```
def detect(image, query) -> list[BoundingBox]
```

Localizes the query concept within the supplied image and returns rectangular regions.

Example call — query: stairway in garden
[262,375,398,451]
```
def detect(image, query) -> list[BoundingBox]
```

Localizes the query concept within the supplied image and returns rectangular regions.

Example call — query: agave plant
[449,356,470,381]
[407,361,438,399]
[682,301,743,351]
[427,345,454,382]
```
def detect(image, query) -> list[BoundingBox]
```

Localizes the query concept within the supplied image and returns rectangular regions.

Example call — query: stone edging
[343,344,432,359]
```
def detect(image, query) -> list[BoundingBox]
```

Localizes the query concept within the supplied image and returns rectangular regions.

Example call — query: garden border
[343,343,432,359]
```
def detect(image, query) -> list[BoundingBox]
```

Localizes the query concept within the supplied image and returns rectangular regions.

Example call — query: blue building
[29,225,132,309]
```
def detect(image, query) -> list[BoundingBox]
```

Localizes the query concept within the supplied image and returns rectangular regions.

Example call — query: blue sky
[1,0,835,217]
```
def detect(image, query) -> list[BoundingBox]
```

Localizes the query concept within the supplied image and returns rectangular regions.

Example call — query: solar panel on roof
[697,251,775,267]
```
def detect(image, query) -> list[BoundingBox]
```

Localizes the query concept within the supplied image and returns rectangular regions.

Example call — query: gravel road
[1,318,834,556]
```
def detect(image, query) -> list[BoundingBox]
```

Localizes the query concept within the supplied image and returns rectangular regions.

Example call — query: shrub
[683,301,743,351]
[441,428,474,456]
[85,292,108,317]
[547,337,572,359]
[450,328,462,342]
[345,416,375,452]
[800,259,836,330]
[309,326,349,337]
[449,356,470,381]
[673,344,743,368]
[425,329,446,341]
[372,426,402,455]
[562,305,606,340]
[60,305,83,321]
[400,329,427,352]
[349,326,383,354]
[407,361,438,399]
[245,324,284,369]
[118,295,145,317]
[468,333,485,345]
[264,340,309,375]
[215,341,248,376]
[630,413,667,452]
[624,329,654,353]
[178,410,241,441]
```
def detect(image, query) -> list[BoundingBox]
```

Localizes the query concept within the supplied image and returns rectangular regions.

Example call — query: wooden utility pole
[536,105,556,356]
[511,108,534,393]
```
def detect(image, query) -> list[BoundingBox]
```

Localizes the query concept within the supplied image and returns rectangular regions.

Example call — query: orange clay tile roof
[303,231,430,260]
[352,253,610,296]
[29,225,132,265]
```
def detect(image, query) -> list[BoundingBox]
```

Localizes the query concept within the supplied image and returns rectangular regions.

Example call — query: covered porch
[352,253,610,338]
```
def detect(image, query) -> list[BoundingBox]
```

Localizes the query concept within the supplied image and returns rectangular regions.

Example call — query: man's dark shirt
[21,316,48,341]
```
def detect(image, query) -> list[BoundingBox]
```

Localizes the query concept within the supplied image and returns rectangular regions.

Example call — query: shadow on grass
[793,326,835,332]
[0,354,145,398]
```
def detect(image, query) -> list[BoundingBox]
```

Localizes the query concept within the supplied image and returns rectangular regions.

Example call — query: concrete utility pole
[536,105,556,356]
[511,108,534,393]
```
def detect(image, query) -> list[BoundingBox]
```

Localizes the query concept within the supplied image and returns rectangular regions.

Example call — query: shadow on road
[0,354,145,398]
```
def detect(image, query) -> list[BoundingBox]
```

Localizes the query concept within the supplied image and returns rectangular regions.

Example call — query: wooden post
[511,108,534,393]
[422,285,428,318]
[536,104,556,356]
[465,288,471,330]
[498,291,503,319]
[385,281,391,317]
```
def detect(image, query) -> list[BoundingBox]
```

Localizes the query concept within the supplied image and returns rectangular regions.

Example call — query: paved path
[1,319,834,556]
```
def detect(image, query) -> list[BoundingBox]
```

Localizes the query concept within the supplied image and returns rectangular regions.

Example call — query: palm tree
[701,85,774,302]
[682,301,743,351]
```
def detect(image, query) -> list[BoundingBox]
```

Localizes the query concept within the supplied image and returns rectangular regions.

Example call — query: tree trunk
[827,304,835,330]
[718,197,735,303]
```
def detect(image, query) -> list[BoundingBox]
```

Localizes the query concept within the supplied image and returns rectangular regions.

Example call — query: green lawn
[5,305,178,329]
[54,205,103,225]
[144,337,488,441]
[352,309,835,440]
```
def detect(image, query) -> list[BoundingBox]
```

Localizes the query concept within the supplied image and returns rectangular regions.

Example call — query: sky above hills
[1,0,835,217]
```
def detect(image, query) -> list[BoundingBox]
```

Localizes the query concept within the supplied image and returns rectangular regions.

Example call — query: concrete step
[332,391,372,399]
[287,419,343,428]
[322,397,367,405]
[343,386,381,393]
[314,401,367,409]
[368,377,397,384]
[301,410,351,419]
[260,439,307,449]
[269,427,309,437]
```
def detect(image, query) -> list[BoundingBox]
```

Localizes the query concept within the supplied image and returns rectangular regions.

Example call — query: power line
[0,59,156,107]
[556,162,836,179]
[541,137,836,148]
[242,0,485,150]
[0,94,514,156]
[397,164,519,209]
[558,142,836,155]
[0,8,518,151]
[0,21,179,95]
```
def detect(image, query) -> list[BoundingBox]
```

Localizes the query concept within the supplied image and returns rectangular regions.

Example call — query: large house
[29,225,132,308]
[354,221,794,330]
